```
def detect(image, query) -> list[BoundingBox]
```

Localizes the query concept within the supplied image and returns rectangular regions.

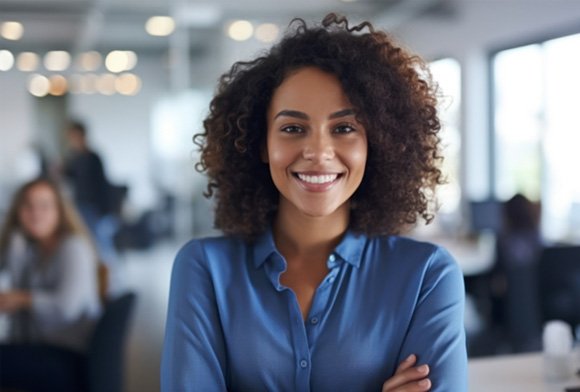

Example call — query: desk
[469,352,580,392]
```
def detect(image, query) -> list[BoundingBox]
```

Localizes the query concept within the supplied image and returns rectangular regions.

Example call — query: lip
[292,171,343,192]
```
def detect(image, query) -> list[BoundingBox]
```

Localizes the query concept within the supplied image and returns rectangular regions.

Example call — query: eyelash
[334,123,357,134]
[280,125,304,134]
[279,123,358,134]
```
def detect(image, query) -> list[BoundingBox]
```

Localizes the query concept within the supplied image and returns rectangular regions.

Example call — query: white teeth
[297,173,338,184]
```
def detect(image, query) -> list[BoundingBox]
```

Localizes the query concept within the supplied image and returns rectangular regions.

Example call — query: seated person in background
[492,193,543,353]
[0,177,102,351]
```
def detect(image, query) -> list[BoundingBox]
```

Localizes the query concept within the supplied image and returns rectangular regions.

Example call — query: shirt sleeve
[399,246,468,392]
[31,236,98,324]
[161,240,228,392]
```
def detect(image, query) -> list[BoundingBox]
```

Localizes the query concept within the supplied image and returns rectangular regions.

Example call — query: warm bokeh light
[96,73,116,95]
[115,72,142,95]
[105,50,138,73]
[17,52,39,71]
[28,74,50,97]
[68,74,82,94]
[124,51,137,71]
[145,16,175,37]
[44,50,71,71]
[48,74,68,96]
[0,50,15,71]
[227,20,253,41]
[80,73,98,94]
[77,51,102,71]
[1,21,24,41]
[255,23,279,43]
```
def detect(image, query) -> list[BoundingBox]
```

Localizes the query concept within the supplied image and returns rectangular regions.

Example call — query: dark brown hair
[195,13,444,240]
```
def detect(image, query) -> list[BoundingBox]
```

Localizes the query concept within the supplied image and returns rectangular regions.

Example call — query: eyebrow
[273,108,356,120]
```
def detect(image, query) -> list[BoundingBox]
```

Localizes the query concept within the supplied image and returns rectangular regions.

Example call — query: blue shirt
[161,229,467,391]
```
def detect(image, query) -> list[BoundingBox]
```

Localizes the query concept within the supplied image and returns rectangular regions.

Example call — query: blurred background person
[0,177,102,391]
[491,193,543,353]
[62,120,124,295]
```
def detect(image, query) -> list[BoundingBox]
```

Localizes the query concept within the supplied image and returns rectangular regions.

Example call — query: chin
[298,205,342,218]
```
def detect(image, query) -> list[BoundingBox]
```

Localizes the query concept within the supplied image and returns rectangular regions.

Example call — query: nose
[302,131,335,162]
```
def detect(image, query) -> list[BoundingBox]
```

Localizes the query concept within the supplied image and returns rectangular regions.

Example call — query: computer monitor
[469,199,503,233]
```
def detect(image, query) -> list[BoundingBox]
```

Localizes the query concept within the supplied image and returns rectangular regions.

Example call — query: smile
[298,174,338,184]
[296,173,339,184]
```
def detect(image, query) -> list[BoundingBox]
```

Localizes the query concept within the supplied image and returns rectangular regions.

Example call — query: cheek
[266,140,293,170]
[347,143,368,174]
[44,209,60,231]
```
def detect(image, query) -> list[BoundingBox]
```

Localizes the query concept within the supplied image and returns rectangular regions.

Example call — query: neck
[36,234,60,256]
[273,203,349,260]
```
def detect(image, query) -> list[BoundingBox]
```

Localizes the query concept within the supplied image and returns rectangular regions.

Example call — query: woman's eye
[281,125,304,134]
[334,124,356,134]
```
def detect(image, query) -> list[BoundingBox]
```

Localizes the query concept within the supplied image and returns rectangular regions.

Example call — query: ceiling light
[48,75,68,96]
[0,50,15,71]
[1,21,24,41]
[68,74,82,94]
[146,16,175,37]
[17,52,39,72]
[227,20,253,42]
[96,73,116,95]
[115,73,142,96]
[77,51,102,71]
[105,50,138,73]
[44,51,71,71]
[80,74,98,94]
[28,74,50,97]
[255,23,279,43]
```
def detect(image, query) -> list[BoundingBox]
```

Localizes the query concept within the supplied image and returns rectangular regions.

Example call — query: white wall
[0,70,36,209]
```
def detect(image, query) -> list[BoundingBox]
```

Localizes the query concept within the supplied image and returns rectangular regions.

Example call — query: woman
[162,14,467,391]
[0,177,101,351]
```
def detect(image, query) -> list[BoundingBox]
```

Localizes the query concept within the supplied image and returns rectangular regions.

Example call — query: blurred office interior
[2,0,580,391]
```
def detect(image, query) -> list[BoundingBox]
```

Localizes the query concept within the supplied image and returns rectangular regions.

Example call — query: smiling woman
[265,67,368,223]
[162,13,467,392]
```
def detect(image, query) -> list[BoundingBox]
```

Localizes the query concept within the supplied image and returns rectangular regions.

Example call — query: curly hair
[195,13,444,240]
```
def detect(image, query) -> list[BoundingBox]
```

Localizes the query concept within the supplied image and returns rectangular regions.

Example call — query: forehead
[23,184,57,202]
[268,66,352,116]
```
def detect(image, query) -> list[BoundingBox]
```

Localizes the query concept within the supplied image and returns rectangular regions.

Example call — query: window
[492,33,580,241]
[429,58,462,232]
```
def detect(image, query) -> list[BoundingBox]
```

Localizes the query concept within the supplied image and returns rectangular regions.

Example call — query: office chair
[87,291,136,392]
[538,246,580,331]
[0,292,136,392]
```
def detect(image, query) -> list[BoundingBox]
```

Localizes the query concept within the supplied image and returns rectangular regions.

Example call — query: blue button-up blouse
[161,229,467,391]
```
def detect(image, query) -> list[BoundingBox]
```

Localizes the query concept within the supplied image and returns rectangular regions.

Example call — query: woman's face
[17,183,61,242]
[265,66,368,219]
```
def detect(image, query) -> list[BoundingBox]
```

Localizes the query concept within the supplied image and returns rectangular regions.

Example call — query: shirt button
[310,317,319,325]
[328,254,336,262]
[300,359,308,368]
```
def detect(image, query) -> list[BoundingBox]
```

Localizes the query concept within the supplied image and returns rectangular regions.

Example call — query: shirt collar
[252,227,366,269]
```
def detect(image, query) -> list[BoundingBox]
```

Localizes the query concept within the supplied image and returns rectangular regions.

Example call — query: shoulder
[173,235,248,271]
[366,235,461,282]
[58,235,96,260]
[170,235,249,294]
[369,235,455,266]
